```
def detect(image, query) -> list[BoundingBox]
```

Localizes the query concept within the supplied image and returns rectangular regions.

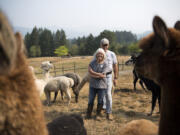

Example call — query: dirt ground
[29,56,160,135]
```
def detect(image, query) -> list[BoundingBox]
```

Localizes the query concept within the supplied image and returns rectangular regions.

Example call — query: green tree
[30,27,39,46]
[39,29,54,56]
[54,45,68,56]
[84,34,96,55]
[128,43,141,54]
[98,30,116,45]
[24,32,31,56]
[69,44,79,56]
[29,45,41,57]
[53,30,61,49]
[115,31,137,44]
[118,45,129,55]
[59,29,67,46]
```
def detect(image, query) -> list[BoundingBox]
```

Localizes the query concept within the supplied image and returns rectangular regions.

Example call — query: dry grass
[28,56,160,135]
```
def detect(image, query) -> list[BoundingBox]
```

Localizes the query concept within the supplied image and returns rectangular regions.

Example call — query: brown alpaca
[119,119,158,135]
[0,12,48,135]
[135,16,180,135]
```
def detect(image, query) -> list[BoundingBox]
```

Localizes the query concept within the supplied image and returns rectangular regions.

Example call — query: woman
[86,48,112,120]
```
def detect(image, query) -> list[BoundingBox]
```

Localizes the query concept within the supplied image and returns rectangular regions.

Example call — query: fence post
[74,62,76,73]
[62,64,64,74]
[54,66,56,77]
[122,60,124,71]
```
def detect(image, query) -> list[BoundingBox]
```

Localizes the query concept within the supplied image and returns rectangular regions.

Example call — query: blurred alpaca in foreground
[0,11,48,135]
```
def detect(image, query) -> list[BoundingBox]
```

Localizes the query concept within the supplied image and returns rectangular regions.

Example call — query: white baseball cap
[100,38,109,45]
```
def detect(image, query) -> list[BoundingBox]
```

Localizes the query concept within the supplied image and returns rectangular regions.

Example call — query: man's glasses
[96,55,103,58]
[102,44,108,47]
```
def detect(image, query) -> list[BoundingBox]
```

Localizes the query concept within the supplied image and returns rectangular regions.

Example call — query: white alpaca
[29,61,54,96]
[44,76,74,105]
[41,61,53,81]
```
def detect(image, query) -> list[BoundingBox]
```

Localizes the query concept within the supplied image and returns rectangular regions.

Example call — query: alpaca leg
[73,88,79,103]
[65,89,71,106]
[45,90,51,105]
[52,91,58,103]
[133,71,138,91]
[148,91,157,116]
[60,90,64,100]
[157,90,161,114]
[139,80,146,90]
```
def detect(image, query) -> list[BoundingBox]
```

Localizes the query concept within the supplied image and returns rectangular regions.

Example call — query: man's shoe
[106,113,113,120]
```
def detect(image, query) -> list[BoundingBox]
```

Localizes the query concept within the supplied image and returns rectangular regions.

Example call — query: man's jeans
[88,87,106,105]
[103,76,113,114]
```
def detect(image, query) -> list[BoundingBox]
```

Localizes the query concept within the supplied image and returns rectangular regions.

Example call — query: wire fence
[34,61,133,78]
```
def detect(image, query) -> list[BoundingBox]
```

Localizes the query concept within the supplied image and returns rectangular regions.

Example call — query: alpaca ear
[153,16,169,48]
[174,21,180,31]
[0,12,17,75]
[15,32,27,55]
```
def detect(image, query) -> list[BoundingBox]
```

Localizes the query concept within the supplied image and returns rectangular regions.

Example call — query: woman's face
[96,52,104,63]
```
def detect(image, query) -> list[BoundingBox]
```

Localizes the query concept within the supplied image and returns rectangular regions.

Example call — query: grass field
[28,56,160,135]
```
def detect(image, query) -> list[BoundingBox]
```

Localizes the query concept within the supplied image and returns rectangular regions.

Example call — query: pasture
[28,56,160,135]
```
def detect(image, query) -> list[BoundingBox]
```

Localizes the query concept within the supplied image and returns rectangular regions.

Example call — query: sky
[0,0,180,38]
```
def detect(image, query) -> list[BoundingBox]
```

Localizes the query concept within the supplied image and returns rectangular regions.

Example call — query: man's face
[101,44,109,52]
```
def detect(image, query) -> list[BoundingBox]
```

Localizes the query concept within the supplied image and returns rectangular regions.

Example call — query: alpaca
[75,72,115,96]
[47,114,87,135]
[44,76,74,105]
[41,61,54,81]
[0,11,87,135]
[125,54,146,91]
[0,12,48,135]
[135,16,180,135]
[29,66,47,96]
[126,55,161,116]
[54,72,81,103]
[138,76,161,116]
[119,119,158,135]
[29,61,54,96]
[75,73,90,94]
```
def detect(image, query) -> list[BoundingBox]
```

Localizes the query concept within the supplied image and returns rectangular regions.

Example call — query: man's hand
[113,79,117,86]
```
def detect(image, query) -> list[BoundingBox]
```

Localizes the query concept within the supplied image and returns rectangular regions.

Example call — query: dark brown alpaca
[135,16,180,135]
[0,11,48,135]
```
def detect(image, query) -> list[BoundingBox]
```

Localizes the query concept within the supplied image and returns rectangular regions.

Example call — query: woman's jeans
[103,76,113,114]
[88,87,106,105]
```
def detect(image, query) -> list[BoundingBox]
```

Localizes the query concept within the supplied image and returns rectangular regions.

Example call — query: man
[100,38,118,120]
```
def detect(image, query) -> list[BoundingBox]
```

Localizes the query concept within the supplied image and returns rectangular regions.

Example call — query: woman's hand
[99,73,106,78]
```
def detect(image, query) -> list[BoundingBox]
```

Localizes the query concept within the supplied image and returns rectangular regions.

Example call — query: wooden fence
[35,60,131,77]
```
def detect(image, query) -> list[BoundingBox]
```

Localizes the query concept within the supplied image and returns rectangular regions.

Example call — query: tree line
[24,27,141,57]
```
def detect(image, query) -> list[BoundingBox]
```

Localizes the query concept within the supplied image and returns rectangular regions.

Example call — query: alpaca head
[0,11,28,76]
[135,16,180,84]
[41,61,54,72]
[0,11,48,135]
